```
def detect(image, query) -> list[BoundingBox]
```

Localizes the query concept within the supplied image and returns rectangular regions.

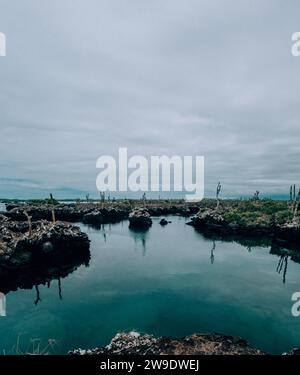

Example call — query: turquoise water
[0,216,300,354]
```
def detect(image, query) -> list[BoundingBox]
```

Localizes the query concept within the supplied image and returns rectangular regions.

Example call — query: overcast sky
[0,0,300,199]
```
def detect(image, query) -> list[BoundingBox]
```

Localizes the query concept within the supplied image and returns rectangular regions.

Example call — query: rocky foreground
[70,331,265,355]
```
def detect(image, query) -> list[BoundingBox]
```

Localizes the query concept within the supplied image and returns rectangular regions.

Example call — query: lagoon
[0,216,299,354]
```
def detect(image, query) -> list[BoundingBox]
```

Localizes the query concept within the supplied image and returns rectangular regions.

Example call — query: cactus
[24,211,32,236]
[253,191,260,201]
[51,209,56,224]
[293,188,300,220]
[142,192,147,208]
[100,191,105,209]
[216,182,221,210]
[294,184,296,201]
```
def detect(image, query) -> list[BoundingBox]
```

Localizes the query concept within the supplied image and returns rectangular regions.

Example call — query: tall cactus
[100,191,105,209]
[52,209,56,224]
[293,188,300,221]
[216,182,221,210]
[24,211,32,236]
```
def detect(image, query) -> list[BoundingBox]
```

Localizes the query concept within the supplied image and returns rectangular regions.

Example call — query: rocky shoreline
[69,331,300,355]
[70,331,266,355]
[0,212,90,294]
[5,199,299,246]
[3,201,199,225]
[1,199,300,275]
[187,202,300,252]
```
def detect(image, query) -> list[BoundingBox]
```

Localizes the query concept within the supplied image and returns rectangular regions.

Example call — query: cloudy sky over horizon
[0,0,300,199]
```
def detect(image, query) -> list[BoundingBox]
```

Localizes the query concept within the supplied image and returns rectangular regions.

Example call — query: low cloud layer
[0,0,300,199]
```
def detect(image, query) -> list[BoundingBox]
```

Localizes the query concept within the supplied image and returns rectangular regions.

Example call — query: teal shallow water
[0,216,300,354]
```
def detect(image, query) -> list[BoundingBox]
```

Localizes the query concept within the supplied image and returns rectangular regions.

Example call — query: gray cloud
[0,0,300,199]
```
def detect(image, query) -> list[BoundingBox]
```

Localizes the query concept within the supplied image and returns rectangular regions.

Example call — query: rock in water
[159,218,168,226]
[82,210,103,225]
[129,209,152,229]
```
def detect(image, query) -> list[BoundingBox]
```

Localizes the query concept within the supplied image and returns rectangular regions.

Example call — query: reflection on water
[33,279,63,306]
[276,255,288,284]
[0,246,90,296]
[1,216,300,354]
[34,285,41,305]
[204,235,296,285]
[196,226,300,285]
[210,240,216,264]
[129,227,149,256]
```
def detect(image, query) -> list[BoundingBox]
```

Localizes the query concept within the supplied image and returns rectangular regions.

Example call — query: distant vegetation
[221,200,291,227]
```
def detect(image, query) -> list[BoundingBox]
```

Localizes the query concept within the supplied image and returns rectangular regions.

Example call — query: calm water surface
[0,216,300,354]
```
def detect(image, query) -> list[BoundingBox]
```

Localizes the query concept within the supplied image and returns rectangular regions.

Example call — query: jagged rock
[189,209,226,229]
[283,348,300,355]
[5,203,19,211]
[0,219,90,269]
[188,208,300,251]
[82,210,102,225]
[5,204,86,222]
[101,208,127,222]
[0,214,8,224]
[82,208,128,226]
[159,218,168,226]
[129,209,152,229]
[69,331,265,355]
